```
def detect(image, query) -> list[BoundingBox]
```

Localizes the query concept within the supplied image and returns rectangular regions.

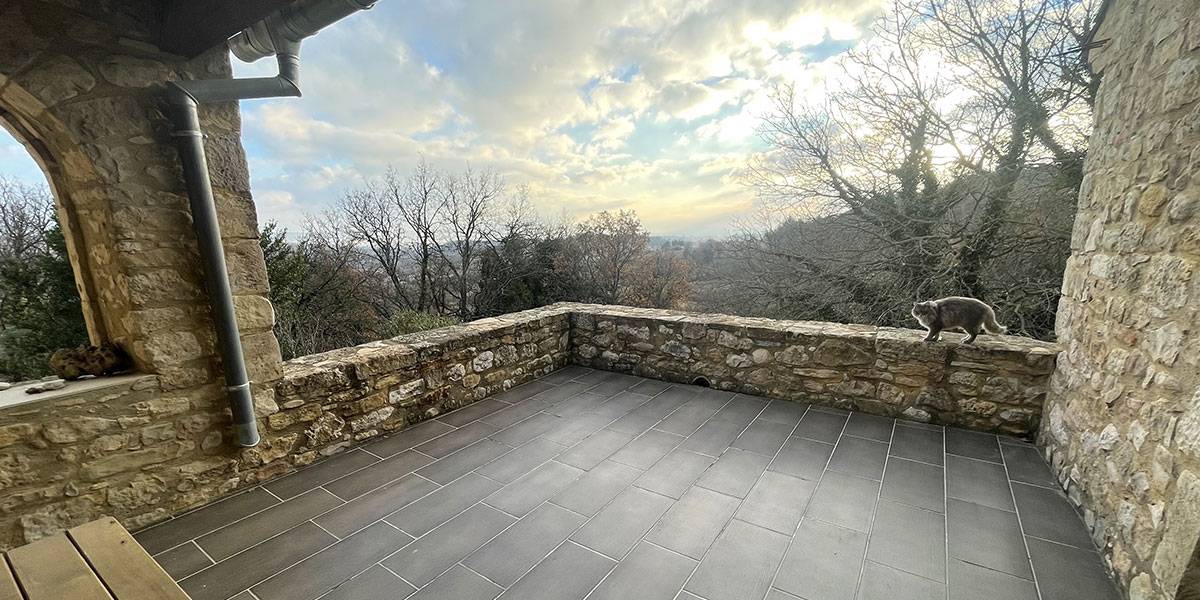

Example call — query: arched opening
[0,114,92,382]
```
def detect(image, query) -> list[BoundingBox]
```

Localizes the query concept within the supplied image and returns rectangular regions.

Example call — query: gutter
[166,0,375,447]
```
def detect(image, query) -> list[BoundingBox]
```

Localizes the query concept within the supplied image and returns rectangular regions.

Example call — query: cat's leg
[964,325,980,344]
[923,326,941,342]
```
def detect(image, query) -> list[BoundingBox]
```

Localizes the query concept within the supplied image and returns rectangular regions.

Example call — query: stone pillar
[0,0,285,545]
[1040,2,1200,599]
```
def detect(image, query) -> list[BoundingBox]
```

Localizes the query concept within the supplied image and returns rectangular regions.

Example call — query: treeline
[261,163,690,359]
[0,177,88,380]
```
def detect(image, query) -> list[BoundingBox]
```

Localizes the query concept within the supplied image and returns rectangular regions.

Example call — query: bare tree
[394,160,444,312]
[435,166,502,320]
[0,177,54,261]
[338,179,413,312]
[558,210,649,305]
[731,0,1094,338]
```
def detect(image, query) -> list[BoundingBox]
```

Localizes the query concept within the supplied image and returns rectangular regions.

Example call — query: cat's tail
[983,307,1007,334]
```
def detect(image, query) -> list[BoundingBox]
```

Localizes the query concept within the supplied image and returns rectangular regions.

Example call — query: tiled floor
[136,367,1122,600]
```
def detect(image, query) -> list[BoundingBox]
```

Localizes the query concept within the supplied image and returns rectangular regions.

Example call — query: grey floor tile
[481,398,551,429]
[866,500,946,582]
[551,460,643,517]
[409,565,501,600]
[646,486,740,559]
[732,419,794,456]
[531,381,595,404]
[880,457,945,513]
[946,455,1015,511]
[1012,483,1093,548]
[695,448,772,498]
[264,449,379,500]
[416,439,512,484]
[770,436,835,481]
[542,412,614,446]
[417,421,501,458]
[679,417,748,456]
[156,541,211,581]
[325,450,434,500]
[607,399,673,435]
[475,438,564,484]
[890,424,944,466]
[1027,537,1121,600]
[197,488,343,560]
[364,420,456,458]
[629,378,671,396]
[774,519,867,600]
[485,460,585,517]
[1002,444,1057,488]
[440,398,509,427]
[713,395,769,425]
[499,541,616,600]
[383,504,515,587]
[572,486,674,558]
[758,400,808,426]
[464,502,587,587]
[491,412,564,446]
[228,593,255,600]
[321,564,416,600]
[315,474,439,537]
[252,521,411,600]
[136,488,278,555]
[549,391,609,418]
[946,499,1032,580]
[587,372,644,397]
[948,559,1038,600]
[609,429,683,470]
[538,366,590,386]
[793,410,848,443]
[588,541,696,600]
[858,560,945,600]
[557,428,635,470]
[828,436,889,481]
[766,590,803,600]
[385,473,501,537]
[945,427,1002,463]
[844,413,894,442]
[736,471,815,535]
[635,449,716,499]
[181,522,337,600]
[594,390,654,418]
[684,519,789,600]
[656,395,729,436]
[493,378,558,402]
[807,471,880,533]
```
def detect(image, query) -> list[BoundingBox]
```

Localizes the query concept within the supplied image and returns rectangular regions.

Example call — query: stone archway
[0,87,117,346]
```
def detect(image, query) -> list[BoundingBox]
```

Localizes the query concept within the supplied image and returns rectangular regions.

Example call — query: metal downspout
[165,0,374,448]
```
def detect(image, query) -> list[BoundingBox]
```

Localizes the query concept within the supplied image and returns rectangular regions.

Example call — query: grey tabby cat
[911,297,1007,344]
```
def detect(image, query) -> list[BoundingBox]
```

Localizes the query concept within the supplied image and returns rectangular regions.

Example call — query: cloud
[232,0,885,236]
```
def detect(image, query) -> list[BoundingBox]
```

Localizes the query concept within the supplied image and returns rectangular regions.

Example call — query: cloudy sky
[1,0,884,236]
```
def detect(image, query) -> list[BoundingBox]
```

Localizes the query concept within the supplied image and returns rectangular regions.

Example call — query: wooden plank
[68,518,190,600]
[0,556,22,600]
[7,533,111,600]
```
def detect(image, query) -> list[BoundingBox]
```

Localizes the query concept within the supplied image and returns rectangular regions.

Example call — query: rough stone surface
[571,304,1057,436]
[1040,3,1200,598]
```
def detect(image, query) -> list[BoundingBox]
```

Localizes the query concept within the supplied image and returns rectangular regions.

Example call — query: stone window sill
[0,373,157,412]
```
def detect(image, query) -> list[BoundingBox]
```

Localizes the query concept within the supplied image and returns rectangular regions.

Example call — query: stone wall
[1040,2,1200,599]
[570,304,1058,437]
[0,306,568,548]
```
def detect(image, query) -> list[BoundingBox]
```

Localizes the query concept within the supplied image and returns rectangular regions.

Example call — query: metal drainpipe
[165,0,374,447]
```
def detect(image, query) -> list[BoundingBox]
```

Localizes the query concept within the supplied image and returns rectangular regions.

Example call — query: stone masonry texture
[1039,2,1200,599]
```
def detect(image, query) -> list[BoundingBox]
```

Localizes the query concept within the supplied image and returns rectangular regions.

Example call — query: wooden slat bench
[2,517,189,599]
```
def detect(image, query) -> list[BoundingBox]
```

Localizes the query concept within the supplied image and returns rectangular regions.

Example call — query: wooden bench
[1,517,189,599]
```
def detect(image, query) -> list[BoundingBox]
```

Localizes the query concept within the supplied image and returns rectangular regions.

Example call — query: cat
[911,297,1007,344]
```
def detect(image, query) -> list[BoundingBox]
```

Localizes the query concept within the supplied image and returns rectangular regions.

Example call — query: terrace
[0,1,1196,600]
[137,367,1117,600]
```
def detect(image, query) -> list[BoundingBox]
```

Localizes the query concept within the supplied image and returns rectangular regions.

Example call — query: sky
[1,0,885,236]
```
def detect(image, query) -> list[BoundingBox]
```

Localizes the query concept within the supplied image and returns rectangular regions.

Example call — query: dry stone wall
[570,304,1057,436]
[1040,2,1200,599]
